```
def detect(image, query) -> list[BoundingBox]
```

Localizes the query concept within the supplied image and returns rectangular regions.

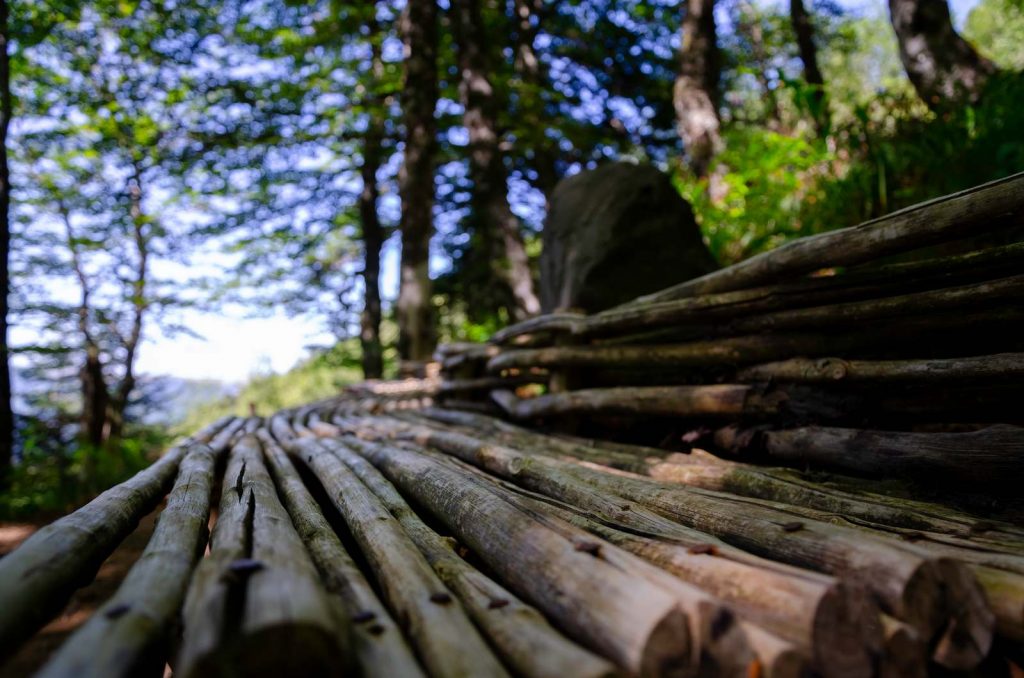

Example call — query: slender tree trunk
[888,0,996,107]
[359,20,386,380]
[452,0,540,321]
[396,0,439,363]
[737,1,782,127]
[674,0,722,178]
[511,0,560,198]
[0,0,12,481]
[789,0,828,132]
[106,166,148,444]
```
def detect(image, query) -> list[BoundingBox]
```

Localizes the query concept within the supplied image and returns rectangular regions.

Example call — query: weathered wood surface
[628,171,1024,304]
[256,430,424,678]
[349,436,695,677]
[176,434,345,678]
[717,424,1024,486]
[0,417,237,661]
[738,352,1024,383]
[35,442,222,678]
[322,435,617,678]
[358,416,994,669]
[289,436,508,678]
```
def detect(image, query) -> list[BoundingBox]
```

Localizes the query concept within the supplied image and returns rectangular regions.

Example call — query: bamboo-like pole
[320,436,618,678]
[256,431,424,678]
[0,417,237,661]
[626,171,1024,303]
[176,435,346,678]
[36,442,222,678]
[288,436,509,678]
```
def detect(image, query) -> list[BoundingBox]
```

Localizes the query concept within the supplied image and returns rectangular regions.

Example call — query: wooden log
[879,615,927,678]
[373,420,993,668]
[255,431,424,678]
[973,566,1024,642]
[716,424,1024,487]
[289,436,508,678]
[176,435,345,678]
[455,464,881,678]
[347,438,695,677]
[437,373,545,395]
[318,436,618,678]
[626,171,1024,304]
[581,241,1024,338]
[0,417,236,661]
[489,312,585,344]
[738,352,1024,383]
[36,442,222,678]
[730,274,1024,334]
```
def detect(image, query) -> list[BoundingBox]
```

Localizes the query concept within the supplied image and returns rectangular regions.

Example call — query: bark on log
[176,435,345,678]
[320,436,617,678]
[347,438,695,677]
[459,466,881,678]
[36,443,222,678]
[581,241,1024,339]
[289,436,508,678]
[256,431,424,678]
[370,419,993,668]
[0,417,235,661]
[730,274,1024,334]
[738,352,1024,383]
[717,424,1024,487]
[626,171,1024,304]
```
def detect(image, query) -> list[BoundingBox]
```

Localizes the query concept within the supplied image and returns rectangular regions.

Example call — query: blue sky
[123,0,980,385]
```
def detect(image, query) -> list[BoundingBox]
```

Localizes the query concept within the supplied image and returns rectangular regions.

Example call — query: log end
[929,559,995,671]
[812,582,883,678]
[638,606,695,678]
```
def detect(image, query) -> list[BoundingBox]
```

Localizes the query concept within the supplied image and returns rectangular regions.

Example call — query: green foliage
[0,425,165,520]
[966,0,1024,69]
[177,340,370,432]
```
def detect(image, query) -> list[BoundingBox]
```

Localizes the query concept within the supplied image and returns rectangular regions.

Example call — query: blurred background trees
[2,0,1023,514]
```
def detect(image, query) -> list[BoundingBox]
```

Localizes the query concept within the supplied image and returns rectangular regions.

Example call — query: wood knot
[429,592,453,605]
[574,540,602,556]
[781,521,804,533]
[488,598,510,610]
[687,543,719,555]
[104,603,131,620]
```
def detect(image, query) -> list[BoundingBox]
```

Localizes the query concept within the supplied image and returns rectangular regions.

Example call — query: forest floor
[0,508,162,677]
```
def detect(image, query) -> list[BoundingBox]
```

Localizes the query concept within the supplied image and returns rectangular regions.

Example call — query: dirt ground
[0,509,161,677]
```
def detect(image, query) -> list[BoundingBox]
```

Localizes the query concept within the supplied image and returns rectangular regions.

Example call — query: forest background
[0,0,1021,515]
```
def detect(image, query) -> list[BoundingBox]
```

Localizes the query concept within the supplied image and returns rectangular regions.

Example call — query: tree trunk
[359,21,386,380]
[789,0,828,132]
[511,0,560,198]
[106,166,149,444]
[452,0,540,320]
[0,0,12,483]
[674,0,722,178]
[888,0,996,107]
[396,0,439,362]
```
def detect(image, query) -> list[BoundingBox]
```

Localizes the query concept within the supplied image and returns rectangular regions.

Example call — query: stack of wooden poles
[1,176,1022,678]
[437,173,1024,490]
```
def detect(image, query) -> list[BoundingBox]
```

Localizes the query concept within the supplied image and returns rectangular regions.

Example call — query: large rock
[540,162,718,313]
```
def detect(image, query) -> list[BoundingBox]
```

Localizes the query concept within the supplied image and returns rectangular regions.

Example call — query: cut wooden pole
[318,436,617,678]
[36,442,223,678]
[348,437,695,677]
[879,615,927,678]
[0,417,236,661]
[626,171,1024,304]
[738,352,1024,383]
[370,419,993,669]
[255,431,424,678]
[288,436,509,678]
[716,424,1024,487]
[176,435,346,678]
